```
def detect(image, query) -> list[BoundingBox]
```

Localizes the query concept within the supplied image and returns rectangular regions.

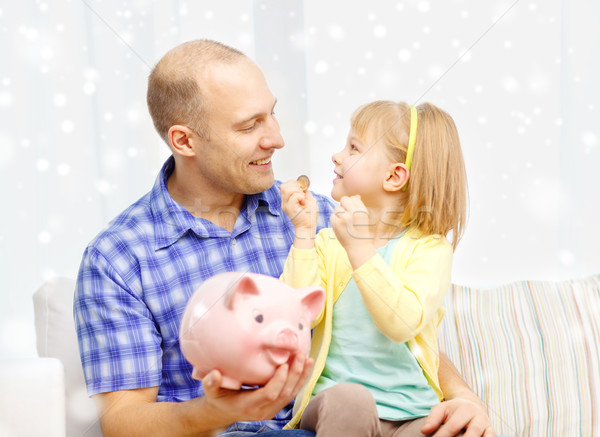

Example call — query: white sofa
[4,274,598,436]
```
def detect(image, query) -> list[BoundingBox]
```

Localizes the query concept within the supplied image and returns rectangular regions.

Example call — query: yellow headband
[402,105,418,191]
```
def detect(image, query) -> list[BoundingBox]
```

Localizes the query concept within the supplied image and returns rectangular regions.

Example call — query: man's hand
[431,352,497,436]
[421,397,496,437]
[202,353,314,423]
[93,354,313,437]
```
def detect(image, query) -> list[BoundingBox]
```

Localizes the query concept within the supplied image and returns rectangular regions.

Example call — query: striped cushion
[439,275,600,436]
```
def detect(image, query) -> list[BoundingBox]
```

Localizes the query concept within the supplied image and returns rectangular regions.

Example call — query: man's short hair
[147,39,246,144]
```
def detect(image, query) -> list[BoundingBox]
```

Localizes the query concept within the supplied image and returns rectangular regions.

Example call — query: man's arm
[94,354,313,437]
[421,352,496,437]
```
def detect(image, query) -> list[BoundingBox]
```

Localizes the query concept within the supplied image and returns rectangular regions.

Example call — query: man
[74,39,496,436]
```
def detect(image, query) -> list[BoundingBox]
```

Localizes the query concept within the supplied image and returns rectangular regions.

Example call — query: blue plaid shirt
[74,156,334,430]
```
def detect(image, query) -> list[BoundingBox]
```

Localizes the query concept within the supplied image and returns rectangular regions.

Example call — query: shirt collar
[150,156,282,250]
[248,180,283,217]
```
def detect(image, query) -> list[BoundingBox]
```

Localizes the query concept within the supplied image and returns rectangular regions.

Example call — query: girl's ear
[383,162,409,192]
[168,125,197,157]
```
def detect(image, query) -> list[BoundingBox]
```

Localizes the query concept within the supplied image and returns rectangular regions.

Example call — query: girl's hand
[330,195,376,268]
[280,180,318,247]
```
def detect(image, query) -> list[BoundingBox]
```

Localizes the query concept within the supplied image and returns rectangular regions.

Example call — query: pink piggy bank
[179,272,325,390]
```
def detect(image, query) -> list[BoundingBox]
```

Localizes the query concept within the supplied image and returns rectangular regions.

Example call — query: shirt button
[231,239,237,245]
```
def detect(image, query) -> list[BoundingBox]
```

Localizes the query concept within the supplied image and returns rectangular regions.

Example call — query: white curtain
[2,0,598,358]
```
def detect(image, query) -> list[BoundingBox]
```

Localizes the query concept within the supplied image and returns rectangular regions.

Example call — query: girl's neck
[367,204,407,248]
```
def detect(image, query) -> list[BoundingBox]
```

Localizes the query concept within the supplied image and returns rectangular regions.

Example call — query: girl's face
[331,129,392,203]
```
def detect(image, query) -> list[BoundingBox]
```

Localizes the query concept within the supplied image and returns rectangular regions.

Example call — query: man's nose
[260,117,284,149]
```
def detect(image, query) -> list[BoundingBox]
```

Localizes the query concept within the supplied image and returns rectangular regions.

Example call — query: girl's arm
[279,180,324,291]
[330,194,451,342]
[351,235,453,343]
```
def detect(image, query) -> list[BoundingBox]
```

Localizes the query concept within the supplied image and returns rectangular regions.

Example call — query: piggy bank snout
[275,328,299,350]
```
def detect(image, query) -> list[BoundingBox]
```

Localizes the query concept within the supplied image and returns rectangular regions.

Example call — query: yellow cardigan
[281,227,452,429]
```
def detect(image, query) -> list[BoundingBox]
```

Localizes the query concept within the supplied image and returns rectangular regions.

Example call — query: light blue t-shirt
[312,234,439,421]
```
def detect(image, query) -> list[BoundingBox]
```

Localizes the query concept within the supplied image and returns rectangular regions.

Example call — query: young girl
[279,100,467,436]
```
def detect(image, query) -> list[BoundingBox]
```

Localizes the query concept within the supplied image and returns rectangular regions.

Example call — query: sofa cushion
[33,277,102,437]
[0,358,65,437]
[439,274,600,436]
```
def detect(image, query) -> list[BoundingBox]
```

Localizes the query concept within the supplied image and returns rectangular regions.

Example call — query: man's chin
[245,175,275,195]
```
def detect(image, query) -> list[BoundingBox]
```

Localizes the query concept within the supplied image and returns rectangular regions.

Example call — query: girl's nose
[331,151,341,164]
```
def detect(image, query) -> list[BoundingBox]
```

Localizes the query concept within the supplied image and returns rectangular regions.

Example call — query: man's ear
[383,162,409,192]
[168,125,197,157]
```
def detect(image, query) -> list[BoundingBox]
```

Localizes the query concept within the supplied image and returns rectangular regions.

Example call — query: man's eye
[241,124,257,132]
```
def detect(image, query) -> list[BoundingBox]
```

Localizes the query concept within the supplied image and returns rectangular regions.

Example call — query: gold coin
[297,174,310,190]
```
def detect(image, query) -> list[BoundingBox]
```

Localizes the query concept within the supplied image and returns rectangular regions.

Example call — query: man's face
[191,59,284,196]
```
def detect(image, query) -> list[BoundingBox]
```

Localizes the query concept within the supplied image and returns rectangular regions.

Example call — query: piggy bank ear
[299,287,325,321]
[224,275,261,310]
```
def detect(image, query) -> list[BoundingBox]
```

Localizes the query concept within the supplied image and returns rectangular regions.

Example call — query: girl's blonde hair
[351,100,467,249]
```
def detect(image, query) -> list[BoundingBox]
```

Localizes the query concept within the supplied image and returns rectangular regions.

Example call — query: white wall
[2,0,599,359]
